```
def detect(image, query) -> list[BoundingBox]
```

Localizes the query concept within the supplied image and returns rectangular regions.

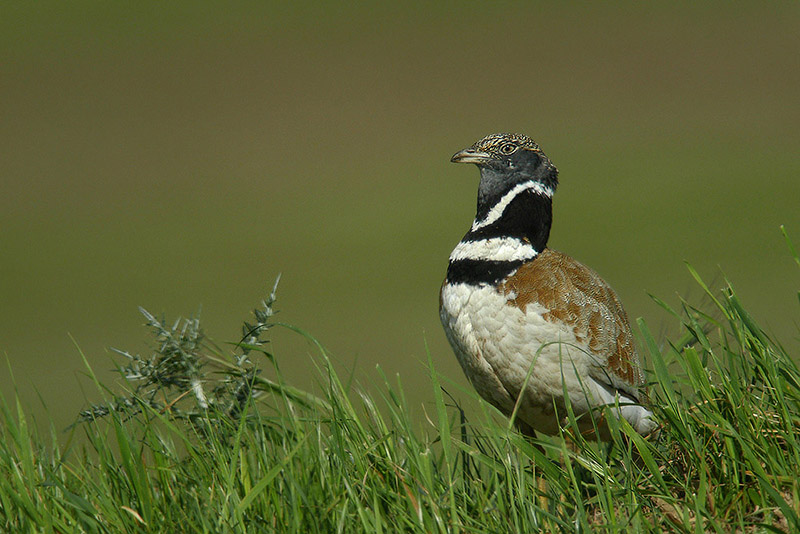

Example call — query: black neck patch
[468,190,552,252]
[446,182,554,287]
[445,258,528,286]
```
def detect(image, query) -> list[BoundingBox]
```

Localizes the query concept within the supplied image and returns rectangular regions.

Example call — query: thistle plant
[77,276,284,427]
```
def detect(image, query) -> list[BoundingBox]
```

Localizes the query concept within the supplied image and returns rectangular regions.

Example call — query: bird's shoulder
[500,248,645,390]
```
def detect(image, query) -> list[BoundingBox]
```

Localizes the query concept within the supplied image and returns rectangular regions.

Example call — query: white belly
[440,281,603,434]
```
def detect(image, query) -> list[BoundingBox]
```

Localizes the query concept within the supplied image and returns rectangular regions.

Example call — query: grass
[2,235,799,533]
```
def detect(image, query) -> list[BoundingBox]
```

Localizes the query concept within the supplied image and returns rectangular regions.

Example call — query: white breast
[440,281,640,434]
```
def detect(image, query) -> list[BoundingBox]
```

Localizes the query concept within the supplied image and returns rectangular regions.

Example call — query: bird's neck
[445,181,553,286]
[470,180,553,252]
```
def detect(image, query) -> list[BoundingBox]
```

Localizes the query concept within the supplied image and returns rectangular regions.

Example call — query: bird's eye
[499,143,517,155]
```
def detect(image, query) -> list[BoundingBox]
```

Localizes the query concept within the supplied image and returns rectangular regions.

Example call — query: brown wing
[500,248,646,400]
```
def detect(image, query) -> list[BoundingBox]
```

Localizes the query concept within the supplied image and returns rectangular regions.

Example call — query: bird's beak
[451,147,492,165]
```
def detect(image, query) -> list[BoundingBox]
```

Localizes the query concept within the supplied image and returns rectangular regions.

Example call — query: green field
[1,2,799,434]
[2,265,799,531]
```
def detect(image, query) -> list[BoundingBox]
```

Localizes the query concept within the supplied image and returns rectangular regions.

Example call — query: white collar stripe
[471,181,553,231]
[449,237,539,263]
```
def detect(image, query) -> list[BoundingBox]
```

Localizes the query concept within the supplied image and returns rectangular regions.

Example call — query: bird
[439,133,656,437]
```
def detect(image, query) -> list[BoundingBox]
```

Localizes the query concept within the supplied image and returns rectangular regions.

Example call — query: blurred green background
[2,2,799,429]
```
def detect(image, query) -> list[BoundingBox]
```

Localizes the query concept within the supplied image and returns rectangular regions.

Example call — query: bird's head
[451,133,559,203]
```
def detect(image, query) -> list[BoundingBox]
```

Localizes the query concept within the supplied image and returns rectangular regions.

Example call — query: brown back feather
[500,249,647,399]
